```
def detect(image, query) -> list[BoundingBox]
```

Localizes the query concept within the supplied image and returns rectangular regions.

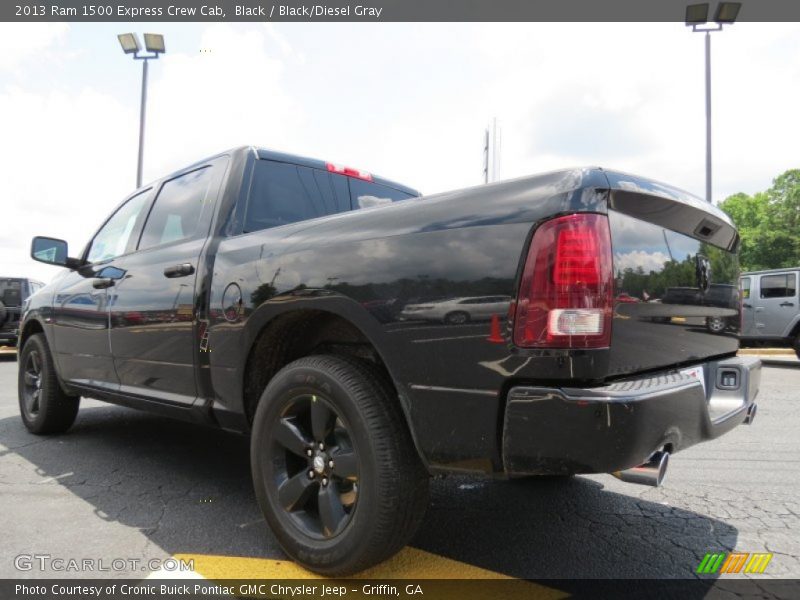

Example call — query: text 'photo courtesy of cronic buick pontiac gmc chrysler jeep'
[18,147,760,574]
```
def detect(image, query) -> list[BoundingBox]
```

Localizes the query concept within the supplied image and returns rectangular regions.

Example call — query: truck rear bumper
[502,355,761,476]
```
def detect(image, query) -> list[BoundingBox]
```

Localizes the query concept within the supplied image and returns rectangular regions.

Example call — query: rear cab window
[348,178,416,209]
[243,158,417,234]
[244,160,349,234]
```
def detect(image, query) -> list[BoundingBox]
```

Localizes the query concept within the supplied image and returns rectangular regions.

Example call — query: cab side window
[86,190,152,264]
[244,160,348,233]
[760,273,797,299]
[139,167,215,250]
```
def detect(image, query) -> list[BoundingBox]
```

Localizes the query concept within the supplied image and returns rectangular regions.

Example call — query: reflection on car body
[400,295,512,324]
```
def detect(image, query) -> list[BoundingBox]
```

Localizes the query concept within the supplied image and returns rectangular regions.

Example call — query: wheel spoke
[24,371,38,386]
[30,390,40,413]
[30,352,41,374]
[274,418,312,457]
[318,484,346,536]
[332,449,358,480]
[278,472,316,512]
[310,399,335,441]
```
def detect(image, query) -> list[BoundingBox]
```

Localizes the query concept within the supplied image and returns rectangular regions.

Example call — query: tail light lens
[513,213,613,348]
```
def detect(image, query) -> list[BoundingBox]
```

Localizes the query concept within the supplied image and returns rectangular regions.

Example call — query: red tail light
[513,213,613,348]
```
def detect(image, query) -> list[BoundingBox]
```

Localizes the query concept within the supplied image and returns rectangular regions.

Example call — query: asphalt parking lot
[1,348,798,583]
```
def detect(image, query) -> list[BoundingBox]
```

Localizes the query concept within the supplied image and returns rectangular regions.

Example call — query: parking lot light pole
[685,3,741,203]
[117,33,166,189]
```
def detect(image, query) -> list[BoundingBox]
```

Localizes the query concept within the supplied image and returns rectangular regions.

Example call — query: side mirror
[31,236,80,268]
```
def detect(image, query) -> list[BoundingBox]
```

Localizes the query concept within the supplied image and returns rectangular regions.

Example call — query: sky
[1,21,798,283]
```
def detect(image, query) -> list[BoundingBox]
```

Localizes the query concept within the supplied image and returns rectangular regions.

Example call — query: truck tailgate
[603,171,740,377]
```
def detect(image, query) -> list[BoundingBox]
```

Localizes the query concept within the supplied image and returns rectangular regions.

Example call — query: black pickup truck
[19,147,760,574]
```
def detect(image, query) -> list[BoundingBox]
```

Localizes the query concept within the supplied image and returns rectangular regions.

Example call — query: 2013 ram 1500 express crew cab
[19,146,760,574]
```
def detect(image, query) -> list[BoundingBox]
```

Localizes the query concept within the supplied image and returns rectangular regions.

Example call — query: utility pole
[482,118,501,184]
[685,2,741,202]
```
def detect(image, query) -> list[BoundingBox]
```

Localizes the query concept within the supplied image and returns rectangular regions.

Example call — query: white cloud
[615,250,671,274]
[145,24,299,176]
[0,23,68,71]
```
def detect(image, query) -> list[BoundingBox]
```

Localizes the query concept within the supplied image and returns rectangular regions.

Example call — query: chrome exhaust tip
[744,403,757,425]
[612,451,670,487]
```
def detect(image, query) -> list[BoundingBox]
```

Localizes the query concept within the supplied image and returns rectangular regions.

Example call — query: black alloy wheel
[21,348,43,418]
[251,354,429,575]
[17,333,80,434]
[270,393,360,539]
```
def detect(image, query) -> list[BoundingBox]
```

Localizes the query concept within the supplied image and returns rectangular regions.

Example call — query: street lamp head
[714,2,742,23]
[144,33,166,54]
[117,33,141,54]
[685,3,710,25]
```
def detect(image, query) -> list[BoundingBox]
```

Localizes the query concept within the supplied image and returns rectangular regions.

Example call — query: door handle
[780,302,795,307]
[92,278,115,289]
[164,263,195,278]
[742,303,752,309]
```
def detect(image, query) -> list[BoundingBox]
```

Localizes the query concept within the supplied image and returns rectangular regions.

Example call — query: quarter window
[87,190,151,263]
[139,167,214,250]
[740,277,750,299]
[760,273,797,299]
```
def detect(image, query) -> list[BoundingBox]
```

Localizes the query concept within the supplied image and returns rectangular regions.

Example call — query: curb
[738,348,795,356]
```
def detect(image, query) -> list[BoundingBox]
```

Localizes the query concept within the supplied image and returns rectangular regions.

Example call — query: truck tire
[250,354,429,575]
[794,333,800,360]
[18,333,80,434]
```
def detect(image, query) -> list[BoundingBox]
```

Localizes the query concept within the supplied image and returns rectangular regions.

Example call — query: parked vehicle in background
[660,283,739,334]
[18,149,760,575]
[739,267,800,357]
[400,295,512,324]
[0,277,45,346]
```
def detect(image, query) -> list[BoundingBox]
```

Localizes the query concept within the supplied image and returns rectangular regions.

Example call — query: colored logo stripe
[744,553,773,574]
[696,552,773,574]
[720,553,748,573]
[697,553,725,574]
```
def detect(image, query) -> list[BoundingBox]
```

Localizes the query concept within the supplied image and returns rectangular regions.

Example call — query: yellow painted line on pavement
[176,548,509,579]
[172,548,565,597]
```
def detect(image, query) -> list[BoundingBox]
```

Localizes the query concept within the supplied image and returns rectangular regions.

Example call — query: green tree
[719,169,800,271]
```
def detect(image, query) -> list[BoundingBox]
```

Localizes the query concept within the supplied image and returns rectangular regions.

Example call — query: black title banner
[4,0,800,23]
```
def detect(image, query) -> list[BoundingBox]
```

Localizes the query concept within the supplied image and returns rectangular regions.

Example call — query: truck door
[109,159,226,406]
[754,271,798,338]
[50,189,152,388]
[739,276,755,337]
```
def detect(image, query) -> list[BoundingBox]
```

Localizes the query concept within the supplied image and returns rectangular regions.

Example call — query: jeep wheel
[250,354,429,575]
[18,333,80,434]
